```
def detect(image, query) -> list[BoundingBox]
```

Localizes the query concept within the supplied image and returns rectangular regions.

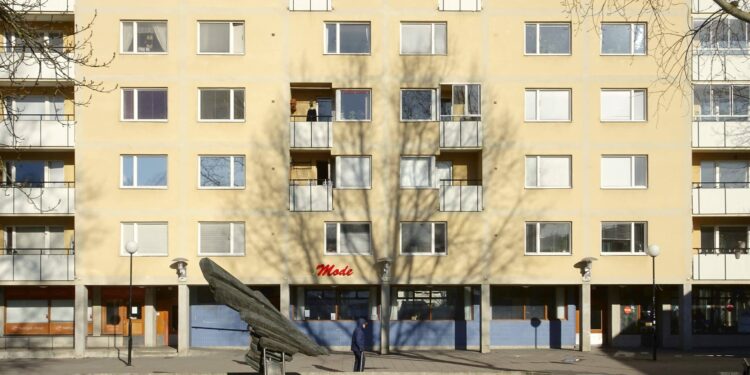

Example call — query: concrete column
[609,286,621,343]
[280,282,290,319]
[679,283,693,350]
[144,288,156,347]
[177,284,189,354]
[0,287,5,337]
[579,283,591,352]
[379,284,390,354]
[480,283,491,353]
[92,287,102,336]
[74,285,88,357]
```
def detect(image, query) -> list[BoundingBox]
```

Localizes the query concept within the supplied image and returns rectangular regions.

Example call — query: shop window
[296,288,371,321]
[394,287,465,320]
[491,287,563,320]
[693,286,750,334]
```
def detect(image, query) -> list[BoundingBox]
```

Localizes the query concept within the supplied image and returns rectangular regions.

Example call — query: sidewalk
[0,348,748,374]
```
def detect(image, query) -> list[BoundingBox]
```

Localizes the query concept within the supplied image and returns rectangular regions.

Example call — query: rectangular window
[525,23,571,55]
[524,89,571,121]
[693,286,750,335]
[400,222,447,255]
[198,155,245,188]
[4,160,65,187]
[120,222,168,256]
[198,22,244,54]
[335,89,371,121]
[121,155,168,188]
[693,18,749,50]
[700,226,748,252]
[121,21,167,53]
[335,156,371,188]
[400,22,447,55]
[297,288,371,321]
[400,89,437,121]
[324,222,372,254]
[199,222,245,255]
[400,156,434,188]
[694,85,750,121]
[324,22,370,54]
[525,155,572,188]
[601,23,646,55]
[439,84,481,121]
[601,89,646,121]
[199,88,245,121]
[700,161,749,189]
[395,287,464,321]
[525,222,571,254]
[601,222,646,254]
[121,88,168,121]
[601,155,648,188]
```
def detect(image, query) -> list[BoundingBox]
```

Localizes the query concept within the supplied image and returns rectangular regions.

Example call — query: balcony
[439,180,483,212]
[439,0,481,11]
[289,116,333,149]
[11,0,74,13]
[693,54,750,81]
[439,117,482,149]
[692,182,750,215]
[288,0,331,11]
[692,0,725,13]
[0,114,75,148]
[0,249,74,281]
[692,248,750,280]
[692,121,750,149]
[0,51,74,82]
[289,179,333,212]
[0,182,75,215]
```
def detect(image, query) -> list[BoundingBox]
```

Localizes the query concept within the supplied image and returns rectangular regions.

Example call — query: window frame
[335,89,372,122]
[524,89,572,122]
[600,221,648,255]
[524,155,572,189]
[323,22,371,55]
[524,221,572,256]
[600,155,648,189]
[524,22,572,56]
[197,221,245,256]
[334,155,372,189]
[120,88,169,122]
[120,20,168,55]
[399,22,447,56]
[197,88,245,122]
[399,156,435,189]
[119,222,169,257]
[323,222,373,255]
[600,22,647,56]
[600,89,647,122]
[196,21,245,55]
[399,221,447,256]
[197,155,245,189]
[120,154,168,189]
[399,88,437,121]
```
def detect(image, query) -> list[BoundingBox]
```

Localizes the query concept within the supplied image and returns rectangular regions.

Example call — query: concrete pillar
[0,287,5,336]
[92,287,102,336]
[144,288,156,347]
[280,282,290,319]
[177,284,189,354]
[379,284,390,354]
[680,283,693,350]
[609,286,621,343]
[480,283,491,353]
[74,285,88,357]
[579,283,591,352]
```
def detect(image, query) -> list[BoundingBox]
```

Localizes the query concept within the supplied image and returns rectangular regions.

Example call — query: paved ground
[0,348,749,374]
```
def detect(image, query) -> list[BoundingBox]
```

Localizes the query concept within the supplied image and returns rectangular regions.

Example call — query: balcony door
[435,161,452,188]
[701,161,749,188]
[9,96,64,120]
[317,98,332,121]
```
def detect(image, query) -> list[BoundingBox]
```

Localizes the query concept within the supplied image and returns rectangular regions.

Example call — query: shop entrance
[155,287,178,347]
[591,286,608,346]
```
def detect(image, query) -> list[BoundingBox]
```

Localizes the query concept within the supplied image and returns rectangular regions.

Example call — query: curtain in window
[126,223,168,255]
[200,90,231,120]
[601,90,632,121]
[539,223,570,253]
[232,23,244,53]
[200,23,230,53]
[401,223,432,253]
[601,157,632,187]
[339,24,369,53]
[122,22,134,52]
[538,90,570,121]
[400,157,432,188]
[339,224,370,254]
[538,157,570,187]
[401,24,431,54]
[200,223,231,254]
[601,24,631,54]
[150,22,168,52]
[336,156,371,188]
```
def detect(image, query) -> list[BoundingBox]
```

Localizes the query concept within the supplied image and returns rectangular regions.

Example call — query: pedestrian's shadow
[313,365,343,372]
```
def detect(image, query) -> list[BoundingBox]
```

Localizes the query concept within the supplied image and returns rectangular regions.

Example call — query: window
[199,222,245,255]
[335,156,371,188]
[700,161,749,189]
[601,155,647,188]
[601,90,646,121]
[121,88,168,121]
[491,287,563,320]
[199,89,245,121]
[400,23,446,55]
[121,155,168,188]
[694,85,750,121]
[693,18,749,50]
[336,89,371,121]
[601,222,646,254]
[120,222,168,256]
[199,155,245,188]
[289,0,333,11]
[324,22,370,54]
[198,22,244,54]
[525,23,571,55]
[296,287,371,321]
[401,89,436,121]
[4,226,64,253]
[121,21,167,53]
[525,156,571,188]
[601,23,646,55]
[439,84,481,121]
[400,222,447,255]
[6,95,65,119]
[525,222,571,254]
[400,156,434,188]
[324,222,371,254]
[3,160,65,187]
[524,89,571,121]
[693,286,750,335]
[395,287,464,320]
[700,226,748,252]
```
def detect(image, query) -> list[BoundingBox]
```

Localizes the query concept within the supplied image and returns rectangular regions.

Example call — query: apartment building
[0,0,746,355]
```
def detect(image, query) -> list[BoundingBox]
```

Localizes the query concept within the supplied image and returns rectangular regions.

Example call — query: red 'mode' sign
[316,264,353,277]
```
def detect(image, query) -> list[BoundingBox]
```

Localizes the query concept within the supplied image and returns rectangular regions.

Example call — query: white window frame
[335,89,371,122]
[600,155,648,189]
[524,89,572,122]
[197,88,245,122]
[600,221,647,255]
[600,23,647,56]
[324,222,372,255]
[600,89,647,122]
[400,89,437,121]
[198,222,245,256]
[120,20,168,54]
[4,225,65,250]
[524,155,572,189]
[197,155,245,189]
[399,156,435,189]
[399,222,447,256]
[120,155,168,189]
[119,222,168,257]
[120,88,168,122]
[524,23,572,56]
[335,155,372,189]
[197,21,245,55]
[323,22,371,55]
[524,221,572,255]
[399,22,447,55]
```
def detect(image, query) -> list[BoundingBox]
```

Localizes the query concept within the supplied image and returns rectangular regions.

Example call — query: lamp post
[646,244,660,361]
[125,241,139,366]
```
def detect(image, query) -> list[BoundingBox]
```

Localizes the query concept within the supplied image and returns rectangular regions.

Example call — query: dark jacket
[351,318,366,352]
[306,108,317,121]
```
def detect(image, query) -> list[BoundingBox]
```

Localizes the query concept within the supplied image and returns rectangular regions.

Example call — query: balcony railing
[692,121,750,149]
[0,248,75,281]
[289,179,333,212]
[0,114,75,148]
[0,50,74,81]
[289,115,333,148]
[693,54,750,81]
[0,181,75,215]
[10,0,75,13]
[288,0,331,11]
[439,0,481,11]
[439,179,483,212]
[692,182,750,215]
[439,116,482,148]
[692,248,750,280]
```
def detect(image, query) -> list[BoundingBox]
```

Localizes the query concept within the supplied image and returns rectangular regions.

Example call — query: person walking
[351,317,368,372]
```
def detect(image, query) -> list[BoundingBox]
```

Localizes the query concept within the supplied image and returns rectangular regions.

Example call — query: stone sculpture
[199,258,328,374]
